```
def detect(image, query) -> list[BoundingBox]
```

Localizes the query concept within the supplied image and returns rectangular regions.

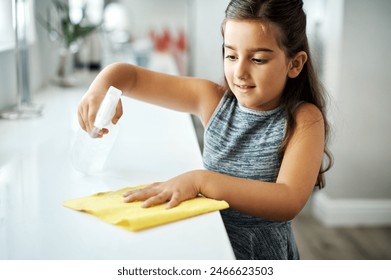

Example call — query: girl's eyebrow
[224,43,274,53]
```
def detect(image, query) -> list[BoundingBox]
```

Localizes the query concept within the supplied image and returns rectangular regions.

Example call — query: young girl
[77,0,332,259]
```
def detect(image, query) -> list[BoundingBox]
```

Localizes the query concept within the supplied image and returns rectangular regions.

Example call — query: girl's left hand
[122,170,203,209]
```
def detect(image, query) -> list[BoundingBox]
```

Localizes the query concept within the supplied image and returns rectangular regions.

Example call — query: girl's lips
[235,82,255,88]
[235,84,256,90]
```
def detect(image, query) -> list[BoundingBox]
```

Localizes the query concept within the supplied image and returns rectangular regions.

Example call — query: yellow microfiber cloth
[63,185,229,231]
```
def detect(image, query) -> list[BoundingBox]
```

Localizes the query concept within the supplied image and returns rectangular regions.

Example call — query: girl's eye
[253,58,267,64]
[225,55,237,61]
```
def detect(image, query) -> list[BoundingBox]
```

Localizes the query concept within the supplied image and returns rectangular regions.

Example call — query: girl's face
[223,20,291,111]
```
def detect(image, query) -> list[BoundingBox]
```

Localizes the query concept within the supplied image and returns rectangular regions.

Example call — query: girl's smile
[234,83,256,92]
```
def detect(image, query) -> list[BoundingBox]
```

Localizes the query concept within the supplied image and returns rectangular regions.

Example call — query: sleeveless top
[203,92,299,260]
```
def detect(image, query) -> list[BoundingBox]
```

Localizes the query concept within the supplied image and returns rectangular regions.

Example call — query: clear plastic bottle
[71,86,122,174]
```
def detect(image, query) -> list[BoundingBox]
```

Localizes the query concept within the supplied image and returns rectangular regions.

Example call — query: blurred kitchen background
[0,0,390,259]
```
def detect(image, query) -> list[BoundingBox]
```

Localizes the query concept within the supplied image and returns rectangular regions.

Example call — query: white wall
[188,0,228,82]
[118,0,187,39]
[310,0,391,226]
[324,0,391,200]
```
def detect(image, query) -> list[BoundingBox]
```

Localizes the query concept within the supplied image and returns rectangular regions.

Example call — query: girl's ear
[288,51,308,78]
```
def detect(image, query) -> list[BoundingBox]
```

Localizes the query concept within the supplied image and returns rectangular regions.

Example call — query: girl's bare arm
[124,103,325,221]
[78,62,223,134]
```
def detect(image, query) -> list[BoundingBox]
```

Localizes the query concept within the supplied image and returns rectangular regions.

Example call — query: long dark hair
[222,0,333,188]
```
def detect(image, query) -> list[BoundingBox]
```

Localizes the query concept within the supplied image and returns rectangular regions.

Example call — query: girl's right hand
[77,87,123,137]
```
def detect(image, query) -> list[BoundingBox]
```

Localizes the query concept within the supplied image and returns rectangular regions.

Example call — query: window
[0,0,36,52]
[0,0,14,51]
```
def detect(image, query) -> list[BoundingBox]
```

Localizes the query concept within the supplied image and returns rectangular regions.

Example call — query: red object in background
[150,28,172,52]
[176,30,186,52]
[149,28,187,75]
[150,28,186,53]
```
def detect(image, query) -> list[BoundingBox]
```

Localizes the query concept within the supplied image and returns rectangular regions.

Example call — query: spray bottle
[71,86,122,174]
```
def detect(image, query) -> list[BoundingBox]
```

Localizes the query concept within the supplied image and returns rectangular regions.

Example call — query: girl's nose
[235,60,249,80]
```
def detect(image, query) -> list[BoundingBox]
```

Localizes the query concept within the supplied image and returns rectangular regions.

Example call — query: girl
[77,0,332,259]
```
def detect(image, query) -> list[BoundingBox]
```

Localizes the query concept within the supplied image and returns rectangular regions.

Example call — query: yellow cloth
[63,185,229,231]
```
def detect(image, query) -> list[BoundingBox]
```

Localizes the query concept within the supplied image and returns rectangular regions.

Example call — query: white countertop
[0,83,234,260]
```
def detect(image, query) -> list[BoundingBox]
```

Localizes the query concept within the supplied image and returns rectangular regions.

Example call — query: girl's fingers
[165,192,181,209]
[78,102,91,132]
[87,103,100,133]
[123,187,158,203]
[77,110,87,131]
[122,183,160,197]
[122,190,134,197]
[141,192,170,208]
[123,191,148,203]
[122,188,142,198]
[94,128,109,138]
[122,183,185,209]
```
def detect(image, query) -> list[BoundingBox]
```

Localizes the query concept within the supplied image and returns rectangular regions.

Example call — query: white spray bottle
[71,86,122,174]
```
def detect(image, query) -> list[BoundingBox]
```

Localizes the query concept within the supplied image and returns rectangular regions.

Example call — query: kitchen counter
[0,83,235,259]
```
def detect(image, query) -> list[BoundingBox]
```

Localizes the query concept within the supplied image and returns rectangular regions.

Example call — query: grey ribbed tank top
[203,92,299,260]
[203,92,285,181]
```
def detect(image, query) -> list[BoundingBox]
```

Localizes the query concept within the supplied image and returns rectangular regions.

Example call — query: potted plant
[37,0,101,86]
